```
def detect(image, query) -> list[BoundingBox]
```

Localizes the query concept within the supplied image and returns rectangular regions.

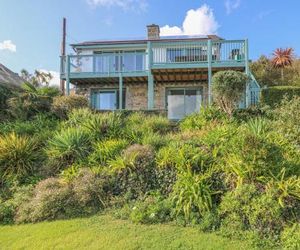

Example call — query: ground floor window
[166,88,202,120]
[90,89,126,110]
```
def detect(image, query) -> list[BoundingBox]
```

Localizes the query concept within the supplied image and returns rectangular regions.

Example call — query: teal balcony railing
[61,51,148,77]
[151,39,246,67]
[60,39,247,77]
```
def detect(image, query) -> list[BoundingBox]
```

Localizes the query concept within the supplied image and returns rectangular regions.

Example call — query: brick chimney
[147,24,160,40]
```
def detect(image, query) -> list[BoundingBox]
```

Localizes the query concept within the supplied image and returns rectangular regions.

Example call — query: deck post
[147,41,154,110]
[207,39,212,105]
[245,39,250,107]
[119,74,123,110]
[66,55,70,96]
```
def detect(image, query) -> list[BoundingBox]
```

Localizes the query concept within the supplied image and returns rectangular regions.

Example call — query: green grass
[0,215,252,250]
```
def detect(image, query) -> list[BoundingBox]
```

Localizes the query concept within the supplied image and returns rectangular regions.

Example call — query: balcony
[61,51,148,79]
[151,39,246,69]
[61,39,247,79]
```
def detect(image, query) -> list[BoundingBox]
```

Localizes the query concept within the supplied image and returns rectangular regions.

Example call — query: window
[91,89,126,110]
[167,88,202,120]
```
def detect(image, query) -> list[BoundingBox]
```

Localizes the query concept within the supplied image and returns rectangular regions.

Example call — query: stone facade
[75,81,208,110]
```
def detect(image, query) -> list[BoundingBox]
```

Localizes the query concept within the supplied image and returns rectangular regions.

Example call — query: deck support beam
[119,74,123,110]
[245,39,250,107]
[147,41,154,109]
[207,39,212,105]
[66,55,70,96]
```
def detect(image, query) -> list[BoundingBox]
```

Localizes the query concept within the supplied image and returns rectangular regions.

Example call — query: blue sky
[0,0,299,85]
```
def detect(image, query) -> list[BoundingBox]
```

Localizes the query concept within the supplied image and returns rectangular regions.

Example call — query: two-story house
[60,24,260,119]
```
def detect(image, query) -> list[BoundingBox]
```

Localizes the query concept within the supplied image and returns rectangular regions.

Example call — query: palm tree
[271,48,294,82]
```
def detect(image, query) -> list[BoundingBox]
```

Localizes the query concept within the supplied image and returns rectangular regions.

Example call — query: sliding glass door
[167,88,202,120]
[91,89,125,110]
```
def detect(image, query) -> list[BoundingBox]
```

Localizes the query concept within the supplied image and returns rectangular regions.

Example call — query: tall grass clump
[46,128,91,171]
[0,133,41,182]
[88,139,129,166]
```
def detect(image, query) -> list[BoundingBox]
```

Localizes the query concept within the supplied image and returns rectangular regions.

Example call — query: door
[91,89,126,110]
[167,88,202,120]
[99,91,117,110]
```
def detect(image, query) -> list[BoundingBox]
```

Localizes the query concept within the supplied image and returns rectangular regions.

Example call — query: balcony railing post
[119,74,123,110]
[147,41,154,109]
[245,39,250,107]
[66,55,70,96]
[207,39,212,105]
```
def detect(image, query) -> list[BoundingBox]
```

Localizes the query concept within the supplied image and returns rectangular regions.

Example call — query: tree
[7,82,60,119]
[212,70,248,116]
[271,48,294,82]
[250,55,281,86]
[20,69,53,87]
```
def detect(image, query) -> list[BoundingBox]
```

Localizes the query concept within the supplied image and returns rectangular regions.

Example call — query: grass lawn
[0,215,251,250]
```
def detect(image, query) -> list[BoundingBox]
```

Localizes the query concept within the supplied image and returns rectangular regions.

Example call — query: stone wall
[74,82,208,110]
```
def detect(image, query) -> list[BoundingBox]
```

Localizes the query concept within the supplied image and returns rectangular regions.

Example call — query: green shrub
[180,106,228,131]
[219,184,257,238]
[281,224,300,250]
[7,83,59,120]
[82,112,125,140]
[243,117,270,138]
[71,169,110,214]
[66,108,95,126]
[272,96,300,146]
[129,194,172,224]
[212,70,248,116]
[0,133,42,182]
[219,184,282,240]
[0,185,33,224]
[198,210,220,232]
[233,106,268,122]
[46,128,91,171]
[261,86,300,107]
[142,115,171,134]
[15,178,76,223]
[124,113,171,143]
[88,139,128,166]
[223,127,300,186]
[141,132,168,150]
[171,170,214,223]
[109,144,156,199]
[156,143,213,174]
[0,84,15,120]
[0,114,58,142]
[51,95,88,119]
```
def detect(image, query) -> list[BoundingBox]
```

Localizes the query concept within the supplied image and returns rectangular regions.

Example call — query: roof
[71,35,222,47]
[0,63,23,88]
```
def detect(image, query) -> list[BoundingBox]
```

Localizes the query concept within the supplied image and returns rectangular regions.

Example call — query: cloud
[87,0,148,12]
[225,0,241,14]
[255,9,274,21]
[160,4,219,36]
[0,40,16,52]
[39,69,60,87]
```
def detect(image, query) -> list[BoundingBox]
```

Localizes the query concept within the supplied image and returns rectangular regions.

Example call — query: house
[60,24,260,119]
[0,63,23,88]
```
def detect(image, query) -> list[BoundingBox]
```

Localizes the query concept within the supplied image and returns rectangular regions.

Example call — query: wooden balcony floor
[70,67,245,85]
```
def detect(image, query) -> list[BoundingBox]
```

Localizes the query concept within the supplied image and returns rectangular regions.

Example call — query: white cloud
[225,0,241,14]
[87,0,148,12]
[0,40,16,52]
[255,9,274,21]
[39,69,60,87]
[160,4,219,36]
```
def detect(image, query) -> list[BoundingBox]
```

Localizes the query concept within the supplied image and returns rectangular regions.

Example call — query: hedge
[261,86,300,106]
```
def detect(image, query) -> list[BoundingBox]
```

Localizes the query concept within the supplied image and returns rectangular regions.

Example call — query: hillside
[0,63,23,88]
